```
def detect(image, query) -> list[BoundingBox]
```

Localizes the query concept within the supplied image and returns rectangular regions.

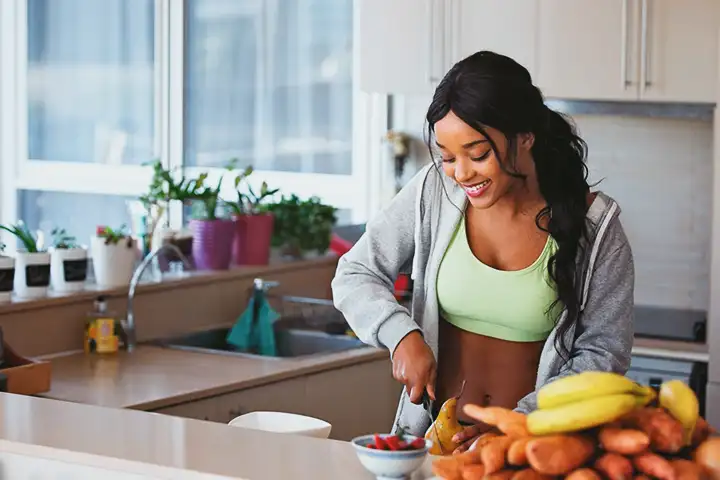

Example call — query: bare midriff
[435,317,544,425]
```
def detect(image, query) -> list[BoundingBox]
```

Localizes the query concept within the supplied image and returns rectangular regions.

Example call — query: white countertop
[0,393,433,479]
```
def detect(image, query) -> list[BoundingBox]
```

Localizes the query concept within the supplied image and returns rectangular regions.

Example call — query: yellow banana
[634,385,657,407]
[528,393,638,435]
[659,380,699,446]
[537,371,648,409]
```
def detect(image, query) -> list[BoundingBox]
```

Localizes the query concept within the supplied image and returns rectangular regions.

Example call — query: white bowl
[352,434,431,480]
[228,411,332,439]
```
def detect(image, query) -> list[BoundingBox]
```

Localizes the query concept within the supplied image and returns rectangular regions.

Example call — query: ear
[518,132,535,150]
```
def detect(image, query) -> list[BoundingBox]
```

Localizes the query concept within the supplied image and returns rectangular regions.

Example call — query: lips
[463,179,491,198]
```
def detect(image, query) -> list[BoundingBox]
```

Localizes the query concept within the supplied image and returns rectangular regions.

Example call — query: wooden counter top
[0,393,432,479]
[41,345,387,410]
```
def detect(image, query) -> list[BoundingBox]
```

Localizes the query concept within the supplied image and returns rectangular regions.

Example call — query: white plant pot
[50,247,88,293]
[90,236,137,288]
[0,256,14,303]
[14,251,51,299]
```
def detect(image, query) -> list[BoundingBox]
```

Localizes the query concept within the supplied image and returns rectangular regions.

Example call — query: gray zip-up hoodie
[331,163,635,436]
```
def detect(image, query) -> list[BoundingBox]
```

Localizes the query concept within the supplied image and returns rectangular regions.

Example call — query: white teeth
[465,180,490,192]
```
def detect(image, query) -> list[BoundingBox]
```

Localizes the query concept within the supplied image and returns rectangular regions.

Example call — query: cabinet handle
[427,0,440,83]
[621,0,631,88]
[640,0,651,88]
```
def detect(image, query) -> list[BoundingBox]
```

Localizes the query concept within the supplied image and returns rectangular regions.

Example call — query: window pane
[184,0,354,174]
[27,0,155,164]
[18,191,135,248]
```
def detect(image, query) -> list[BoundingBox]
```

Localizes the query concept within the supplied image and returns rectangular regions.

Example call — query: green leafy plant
[188,159,239,221]
[96,224,134,248]
[0,222,42,253]
[260,195,337,256]
[51,228,79,249]
[226,165,280,215]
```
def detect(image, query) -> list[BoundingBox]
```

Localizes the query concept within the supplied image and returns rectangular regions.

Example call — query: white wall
[392,95,714,312]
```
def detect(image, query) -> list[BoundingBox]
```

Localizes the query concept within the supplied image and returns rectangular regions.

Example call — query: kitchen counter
[632,336,709,363]
[41,344,387,410]
[0,392,430,479]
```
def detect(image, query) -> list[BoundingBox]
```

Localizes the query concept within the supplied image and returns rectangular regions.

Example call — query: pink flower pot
[190,219,235,270]
[232,213,274,266]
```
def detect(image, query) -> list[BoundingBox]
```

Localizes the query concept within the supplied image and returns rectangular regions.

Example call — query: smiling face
[434,111,535,210]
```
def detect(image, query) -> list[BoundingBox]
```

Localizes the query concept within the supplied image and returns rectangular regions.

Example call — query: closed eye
[471,150,491,161]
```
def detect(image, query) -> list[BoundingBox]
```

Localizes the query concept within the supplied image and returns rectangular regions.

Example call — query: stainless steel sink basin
[152,327,366,360]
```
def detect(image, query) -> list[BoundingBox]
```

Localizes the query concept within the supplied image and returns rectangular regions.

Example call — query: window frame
[0,0,386,246]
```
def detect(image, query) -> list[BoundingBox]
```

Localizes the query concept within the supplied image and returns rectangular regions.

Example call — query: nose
[454,157,475,184]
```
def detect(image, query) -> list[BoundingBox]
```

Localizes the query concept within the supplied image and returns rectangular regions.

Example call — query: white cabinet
[454,0,538,79]
[357,0,538,95]
[537,0,640,101]
[537,0,719,103]
[640,0,719,103]
[357,0,446,94]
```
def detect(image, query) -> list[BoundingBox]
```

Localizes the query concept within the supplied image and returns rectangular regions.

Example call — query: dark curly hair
[425,51,590,361]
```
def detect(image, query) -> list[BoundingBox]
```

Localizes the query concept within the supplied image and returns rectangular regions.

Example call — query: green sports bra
[436,217,561,342]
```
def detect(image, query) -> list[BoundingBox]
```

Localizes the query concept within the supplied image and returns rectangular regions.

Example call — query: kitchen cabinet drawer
[212,377,308,424]
[155,395,223,422]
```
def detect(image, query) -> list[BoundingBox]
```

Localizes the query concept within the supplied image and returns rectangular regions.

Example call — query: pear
[425,381,466,455]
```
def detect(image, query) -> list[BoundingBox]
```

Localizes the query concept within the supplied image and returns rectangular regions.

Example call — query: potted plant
[227,165,279,266]
[90,225,138,288]
[0,242,14,303]
[49,228,88,293]
[139,159,205,258]
[0,222,51,298]
[187,168,236,270]
[261,195,338,260]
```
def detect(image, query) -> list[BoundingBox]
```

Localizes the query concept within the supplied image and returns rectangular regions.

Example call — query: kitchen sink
[152,327,366,360]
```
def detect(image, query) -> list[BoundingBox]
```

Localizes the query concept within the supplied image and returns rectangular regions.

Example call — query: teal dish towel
[226,295,280,356]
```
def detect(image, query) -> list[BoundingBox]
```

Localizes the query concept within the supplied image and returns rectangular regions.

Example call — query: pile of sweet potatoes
[431,406,719,480]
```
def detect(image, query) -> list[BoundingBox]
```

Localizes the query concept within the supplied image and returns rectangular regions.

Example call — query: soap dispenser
[84,296,121,354]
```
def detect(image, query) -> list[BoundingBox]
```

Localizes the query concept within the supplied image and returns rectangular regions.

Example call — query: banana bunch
[527,372,656,436]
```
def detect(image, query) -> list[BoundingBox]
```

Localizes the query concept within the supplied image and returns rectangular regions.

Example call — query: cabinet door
[454,0,538,79]
[304,358,402,441]
[639,0,719,103]
[213,377,308,424]
[357,0,445,94]
[154,396,221,422]
[536,0,641,100]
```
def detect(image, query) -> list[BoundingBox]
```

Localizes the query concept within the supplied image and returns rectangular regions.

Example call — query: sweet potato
[484,470,515,480]
[671,459,702,480]
[595,453,634,480]
[461,464,486,480]
[481,436,514,474]
[463,405,526,427]
[622,408,685,454]
[511,468,553,480]
[566,468,603,480]
[432,456,464,480]
[694,437,720,480]
[526,435,596,475]
[507,437,532,466]
[498,420,530,438]
[634,476,651,480]
[633,452,677,480]
[469,432,500,452]
[691,417,714,448]
[599,427,650,455]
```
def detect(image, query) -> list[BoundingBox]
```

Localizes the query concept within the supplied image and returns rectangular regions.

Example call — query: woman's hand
[392,331,437,404]
[452,425,490,454]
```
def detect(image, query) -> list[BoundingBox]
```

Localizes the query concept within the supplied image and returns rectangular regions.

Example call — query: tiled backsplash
[393,96,713,311]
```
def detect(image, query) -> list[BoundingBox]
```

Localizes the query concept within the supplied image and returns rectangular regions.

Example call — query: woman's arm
[331,165,433,356]
[516,219,635,413]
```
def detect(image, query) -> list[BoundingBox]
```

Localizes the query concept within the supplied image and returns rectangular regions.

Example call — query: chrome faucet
[124,243,193,352]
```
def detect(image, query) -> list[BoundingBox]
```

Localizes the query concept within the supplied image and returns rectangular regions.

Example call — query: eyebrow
[435,139,489,150]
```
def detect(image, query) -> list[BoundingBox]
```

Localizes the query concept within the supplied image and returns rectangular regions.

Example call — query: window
[0,0,380,247]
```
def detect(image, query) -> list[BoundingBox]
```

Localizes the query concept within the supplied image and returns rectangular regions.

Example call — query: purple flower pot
[189,219,235,271]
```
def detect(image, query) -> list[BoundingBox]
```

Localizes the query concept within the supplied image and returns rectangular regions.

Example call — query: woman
[331,51,634,452]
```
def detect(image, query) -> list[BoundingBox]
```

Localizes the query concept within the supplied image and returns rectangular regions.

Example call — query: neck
[489,178,546,220]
